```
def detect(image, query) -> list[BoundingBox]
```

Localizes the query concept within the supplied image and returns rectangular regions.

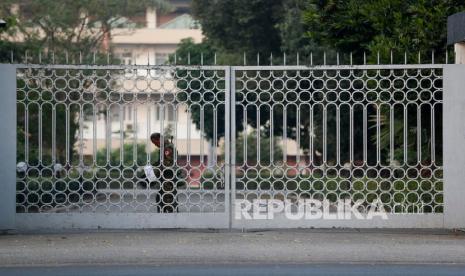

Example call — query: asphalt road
[2,229,465,266]
[1,264,465,276]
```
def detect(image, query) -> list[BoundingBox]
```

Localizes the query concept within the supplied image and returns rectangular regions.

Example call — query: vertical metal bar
[349,105,354,163]
[106,105,110,166]
[25,103,29,164]
[52,104,56,164]
[296,104,301,166]
[431,103,436,164]
[92,104,97,166]
[66,105,70,165]
[417,103,421,165]
[283,105,287,164]
[376,102,381,166]
[187,105,191,164]
[38,103,43,165]
[257,105,261,165]
[79,104,84,166]
[403,103,408,165]
[227,66,235,229]
[200,103,204,166]
[243,105,247,166]
[309,104,313,165]
[119,104,124,167]
[336,104,340,166]
[363,105,367,165]
[390,104,394,165]
[133,104,138,165]
[323,105,327,165]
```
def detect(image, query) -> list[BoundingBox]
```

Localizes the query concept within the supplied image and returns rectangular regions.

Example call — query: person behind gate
[148,132,179,213]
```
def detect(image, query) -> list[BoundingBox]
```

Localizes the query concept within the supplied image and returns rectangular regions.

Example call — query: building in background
[81,0,218,175]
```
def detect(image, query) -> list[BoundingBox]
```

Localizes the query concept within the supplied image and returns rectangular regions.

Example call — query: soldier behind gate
[149,132,179,213]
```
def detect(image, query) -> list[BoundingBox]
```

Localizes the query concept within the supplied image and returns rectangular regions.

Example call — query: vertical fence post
[444,64,465,228]
[224,66,232,229]
[229,67,236,229]
[0,65,16,231]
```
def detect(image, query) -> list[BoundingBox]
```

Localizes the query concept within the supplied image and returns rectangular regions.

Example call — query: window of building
[118,51,133,65]
[155,53,168,65]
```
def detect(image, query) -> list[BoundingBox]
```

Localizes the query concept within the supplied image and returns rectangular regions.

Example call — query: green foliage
[3,0,169,166]
[303,0,465,61]
[192,0,284,54]
[1,0,170,53]
[222,129,284,165]
[96,143,159,167]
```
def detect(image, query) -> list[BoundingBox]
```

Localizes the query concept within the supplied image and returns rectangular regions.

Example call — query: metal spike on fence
[52,51,55,64]
[363,52,366,65]
[257,52,260,66]
[39,51,42,64]
[243,52,246,66]
[93,52,96,64]
[404,51,407,64]
[107,52,110,64]
[336,52,339,65]
[446,49,449,64]
[310,52,313,66]
[296,52,299,66]
[270,53,273,66]
[174,53,177,65]
[147,52,150,65]
[390,50,393,64]
[350,52,353,65]
[432,50,435,64]
[283,52,286,66]
[323,51,326,65]
[214,52,217,65]
[79,51,82,64]
[188,52,191,65]
[418,51,421,64]
[65,51,69,64]
[377,51,380,65]
[10,50,13,63]
[201,52,204,65]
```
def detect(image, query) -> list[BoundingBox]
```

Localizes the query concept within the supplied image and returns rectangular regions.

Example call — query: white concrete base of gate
[16,212,229,230]
[232,213,444,229]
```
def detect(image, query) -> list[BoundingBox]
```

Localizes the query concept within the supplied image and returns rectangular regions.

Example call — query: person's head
[150,133,161,147]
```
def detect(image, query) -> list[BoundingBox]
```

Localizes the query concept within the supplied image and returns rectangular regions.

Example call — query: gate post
[0,64,16,231]
[444,64,465,228]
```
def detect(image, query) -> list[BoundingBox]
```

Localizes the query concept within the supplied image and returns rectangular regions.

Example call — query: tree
[225,129,284,166]
[191,0,284,55]
[303,0,465,62]
[2,0,171,55]
[2,0,169,167]
[302,0,460,165]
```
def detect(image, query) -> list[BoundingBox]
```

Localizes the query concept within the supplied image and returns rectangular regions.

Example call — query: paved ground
[1,229,465,267]
[2,264,465,276]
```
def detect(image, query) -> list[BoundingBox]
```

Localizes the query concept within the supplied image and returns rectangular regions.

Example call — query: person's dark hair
[150,133,161,140]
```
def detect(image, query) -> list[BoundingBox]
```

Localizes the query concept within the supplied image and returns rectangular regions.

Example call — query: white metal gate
[230,65,444,228]
[1,62,465,230]
[13,64,230,229]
